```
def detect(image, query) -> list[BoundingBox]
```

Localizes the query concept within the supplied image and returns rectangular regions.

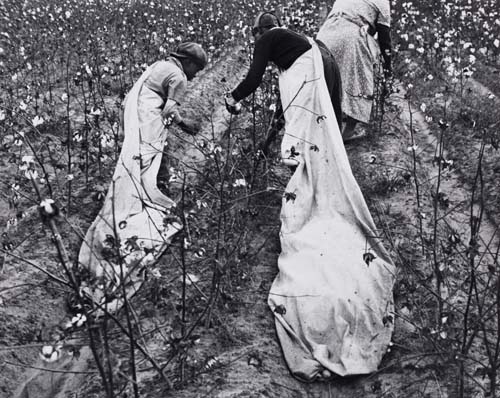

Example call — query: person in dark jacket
[226,12,396,384]
[225,12,342,153]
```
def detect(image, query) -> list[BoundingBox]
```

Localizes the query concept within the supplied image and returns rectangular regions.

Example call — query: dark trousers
[316,39,343,129]
[263,42,343,153]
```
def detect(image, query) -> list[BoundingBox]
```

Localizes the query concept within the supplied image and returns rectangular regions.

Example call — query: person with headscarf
[317,0,392,142]
[78,42,207,312]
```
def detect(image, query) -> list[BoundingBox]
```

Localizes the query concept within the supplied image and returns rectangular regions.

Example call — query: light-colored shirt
[143,57,187,104]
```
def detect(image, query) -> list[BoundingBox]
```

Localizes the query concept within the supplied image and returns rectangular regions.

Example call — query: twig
[4,359,97,375]
[0,248,70,287]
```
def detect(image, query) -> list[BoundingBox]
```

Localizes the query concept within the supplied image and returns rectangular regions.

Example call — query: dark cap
[171,42,208,69]
[253,12,280,29]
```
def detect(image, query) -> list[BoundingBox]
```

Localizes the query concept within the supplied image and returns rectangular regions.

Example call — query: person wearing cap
[132,41,207,208]
[139,42,208,194]
[225,12,342,135]
[226,13,395,384]
[144,42,208,137]
[78,42,208,290]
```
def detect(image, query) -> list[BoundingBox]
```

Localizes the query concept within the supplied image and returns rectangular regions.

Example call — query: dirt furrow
[3,48,250,398]
[2,55,498,398]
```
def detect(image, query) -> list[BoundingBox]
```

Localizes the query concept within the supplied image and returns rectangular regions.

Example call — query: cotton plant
[18,155,39,180]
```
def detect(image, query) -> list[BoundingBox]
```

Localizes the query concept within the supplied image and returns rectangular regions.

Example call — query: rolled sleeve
[162,74,187,105]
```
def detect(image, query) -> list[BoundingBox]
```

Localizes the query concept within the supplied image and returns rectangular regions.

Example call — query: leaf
[363,252,376,266]
[101,247,117,261]
[290,146,299,157]
[284,192,296,202]
[247,353,262,368]
[104,234,116,247]
[69,345,81,360]
[432,155,443,166]
[274,304,286,315]
[466,240,480,259]
[124,235,140,251]
[473,366,489,378]
[437,192,449,208]
[438,119,449,130]
[382,315,394,326]
[163,214,180,227]
[371,380,382,393]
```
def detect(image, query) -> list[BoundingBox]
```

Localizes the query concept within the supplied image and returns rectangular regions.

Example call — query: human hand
[225,93,242,115]
[161,104,181,126]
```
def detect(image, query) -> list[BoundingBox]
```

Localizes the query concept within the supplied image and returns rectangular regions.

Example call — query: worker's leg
[342,116,358,140]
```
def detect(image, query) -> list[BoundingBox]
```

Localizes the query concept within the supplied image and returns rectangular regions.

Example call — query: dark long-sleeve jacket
[231,28,311,101]
[231,27,342,127]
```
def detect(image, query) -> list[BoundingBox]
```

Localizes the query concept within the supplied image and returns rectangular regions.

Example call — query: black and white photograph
[0,0,499,397]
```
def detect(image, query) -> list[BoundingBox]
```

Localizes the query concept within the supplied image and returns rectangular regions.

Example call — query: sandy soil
[1,51,499,398]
